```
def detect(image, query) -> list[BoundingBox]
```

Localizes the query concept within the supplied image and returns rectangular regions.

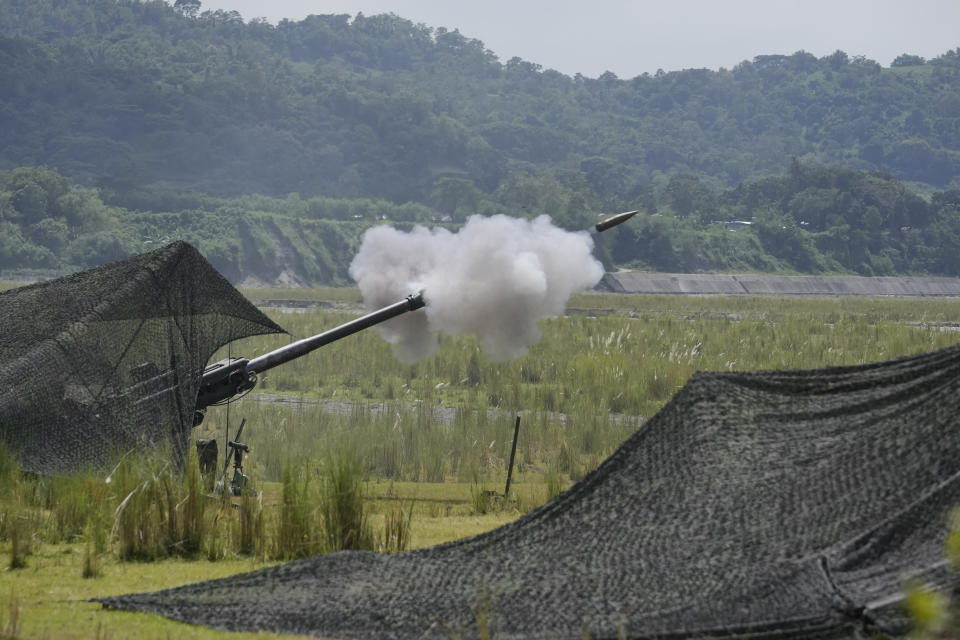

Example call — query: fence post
[504,415,521,497]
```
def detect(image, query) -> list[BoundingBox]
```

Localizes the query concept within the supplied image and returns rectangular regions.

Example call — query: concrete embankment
[598,272,960,296]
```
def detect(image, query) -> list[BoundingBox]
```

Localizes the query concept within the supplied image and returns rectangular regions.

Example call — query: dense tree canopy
[2,0,960,205]
[2,0,960,283]
[5,161,960,283]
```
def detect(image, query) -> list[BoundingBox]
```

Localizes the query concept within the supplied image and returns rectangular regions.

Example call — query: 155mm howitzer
[191,209,638,425]
[193,292,425,425]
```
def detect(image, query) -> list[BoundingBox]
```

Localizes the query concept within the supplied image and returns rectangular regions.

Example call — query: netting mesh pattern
[0,241,284,475]
[97,342,960,638]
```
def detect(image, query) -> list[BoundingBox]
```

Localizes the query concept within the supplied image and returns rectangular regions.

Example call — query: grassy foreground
[0,479,529,640]
[2,290,960,638]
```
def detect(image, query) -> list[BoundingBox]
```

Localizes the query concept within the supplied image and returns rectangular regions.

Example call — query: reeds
[3,293,959,568]
[0,590,20,639]
[272,464,317,559]
[197,293,960,491]
[82,506,108,578]
[235,488,264,557]
[271,448,376,559]
[319,448,374,552]
[0,445,381,567]
[7,511,30,570]
[470,483,496,516]
[91,445,209,561]
[378,490,413,554]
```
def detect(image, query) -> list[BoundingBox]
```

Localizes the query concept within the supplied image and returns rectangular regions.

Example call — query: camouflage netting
[98,343,960,638]
[0,241,284,475]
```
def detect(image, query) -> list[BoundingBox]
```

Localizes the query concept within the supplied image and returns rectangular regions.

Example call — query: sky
[198,0,960,79]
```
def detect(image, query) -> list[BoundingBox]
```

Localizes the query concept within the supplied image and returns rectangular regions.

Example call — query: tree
[174,0,202,19]
[5,167,69,224]
[664,174,715,224]
[579,156,627,199]
[429,177,482,221]
[788,187,839,231]
[753,207,826,272]
[929,204,960,274]
[29,217,69,253]
[891,54,925,67]
[824,50,849,70]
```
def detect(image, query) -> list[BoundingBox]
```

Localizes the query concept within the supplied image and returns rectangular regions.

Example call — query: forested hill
[3,0,960,204]
[2,0,960,284]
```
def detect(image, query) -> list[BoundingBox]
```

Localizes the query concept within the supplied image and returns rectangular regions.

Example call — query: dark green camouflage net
[0,241,283,475]
[97,342,960,638]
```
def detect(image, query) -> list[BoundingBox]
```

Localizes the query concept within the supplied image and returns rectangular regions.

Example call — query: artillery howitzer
[188,209,637,489]
[193,291,426,426]
[192,292,426,494]
[0,210,636,477]
[191,210,638,425]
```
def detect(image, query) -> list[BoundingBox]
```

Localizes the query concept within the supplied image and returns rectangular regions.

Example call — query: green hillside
[1,0,960,282]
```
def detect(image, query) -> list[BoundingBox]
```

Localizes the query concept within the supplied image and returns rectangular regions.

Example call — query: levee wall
[599,272,960,296]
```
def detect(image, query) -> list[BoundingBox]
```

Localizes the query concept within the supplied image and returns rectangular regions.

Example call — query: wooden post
[504,415,521,498]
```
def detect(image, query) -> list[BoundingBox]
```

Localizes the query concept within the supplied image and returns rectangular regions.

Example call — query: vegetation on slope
[2,1,960,281]
[3,162,960,282]
[2,0,960,203]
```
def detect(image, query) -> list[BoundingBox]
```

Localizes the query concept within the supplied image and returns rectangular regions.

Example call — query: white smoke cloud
[348,215,605,362]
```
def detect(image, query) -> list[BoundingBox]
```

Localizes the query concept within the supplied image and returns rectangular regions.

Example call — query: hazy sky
[198,0,960,79]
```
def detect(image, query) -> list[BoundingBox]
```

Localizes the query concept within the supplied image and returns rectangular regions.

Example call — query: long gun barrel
[193,292,425,422]
[247,292,425,374]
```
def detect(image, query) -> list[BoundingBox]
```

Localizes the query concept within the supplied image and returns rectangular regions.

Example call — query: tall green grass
[112,448,208,561]
[0,590,20,639]
[377,485,413,554]
[196,293,960,487]
[319,448,374,552]
[0,441,394,569]
[235,489,264,557]
[272,464,317,560]
[4,293,960,570]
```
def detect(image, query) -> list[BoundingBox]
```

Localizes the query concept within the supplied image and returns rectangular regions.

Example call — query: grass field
[0,479,523,640]
[200,291,960,485]
[2,289,960,639]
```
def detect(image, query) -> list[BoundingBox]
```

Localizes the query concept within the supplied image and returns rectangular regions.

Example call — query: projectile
[594,210,639,233]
